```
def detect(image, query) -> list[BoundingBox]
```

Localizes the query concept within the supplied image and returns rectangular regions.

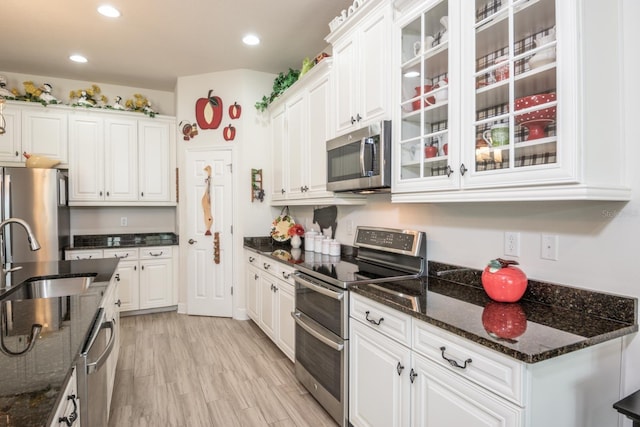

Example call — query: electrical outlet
[120,217,128,227]
[541,234,559,260]
[504,232,520,257]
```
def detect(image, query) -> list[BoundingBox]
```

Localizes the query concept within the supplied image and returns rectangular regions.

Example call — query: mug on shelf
[494,56,509,81]
[413,41,422,57]
[424,35,435,50]
[483,123,510,147]
[424,145,438,158]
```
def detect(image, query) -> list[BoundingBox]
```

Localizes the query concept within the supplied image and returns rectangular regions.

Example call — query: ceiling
[2,0,350,92]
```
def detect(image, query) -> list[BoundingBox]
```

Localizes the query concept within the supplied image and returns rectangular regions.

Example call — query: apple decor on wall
[195,90,223,130]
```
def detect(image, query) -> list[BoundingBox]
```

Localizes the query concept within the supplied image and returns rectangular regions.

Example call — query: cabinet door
[306,72,333,198]
[271,106,287,200]
[21,107,68,163]
[68,115,105,201]
[411,353,522,427]
[139,258,173,309]
[246,265,260,321]
[114,259,140,311]
[258,275,277,340]
[285,94,306,198]
[0,104,22,163]
[333,37,358,134]
[359,7,391,125]
[138,120,171,201]
[105,117,138,201]
[276,279,295,361]
[350,320,411,427]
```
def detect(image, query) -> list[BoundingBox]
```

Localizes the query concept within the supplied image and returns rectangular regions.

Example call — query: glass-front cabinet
[393,0,631,202]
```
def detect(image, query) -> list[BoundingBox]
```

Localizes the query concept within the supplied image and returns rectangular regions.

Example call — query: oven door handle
[294,274,344,301]
[291,311,344,352]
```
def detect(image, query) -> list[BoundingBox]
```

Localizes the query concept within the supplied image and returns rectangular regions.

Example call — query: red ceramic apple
[482,301,527,340]
[481,258,528,302]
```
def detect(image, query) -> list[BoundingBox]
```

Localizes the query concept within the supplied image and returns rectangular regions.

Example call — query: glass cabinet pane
[399,0,449,183]
[472,0,557,174]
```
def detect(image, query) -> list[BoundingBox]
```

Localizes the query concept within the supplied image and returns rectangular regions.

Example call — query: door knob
[188,239,197,244]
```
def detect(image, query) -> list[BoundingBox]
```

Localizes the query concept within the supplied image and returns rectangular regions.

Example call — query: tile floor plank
[109,311,338,427]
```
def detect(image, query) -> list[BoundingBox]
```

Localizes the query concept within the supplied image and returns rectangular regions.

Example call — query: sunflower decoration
[125,93,157,117]
[20,81,46,105]
[69,84,108,107]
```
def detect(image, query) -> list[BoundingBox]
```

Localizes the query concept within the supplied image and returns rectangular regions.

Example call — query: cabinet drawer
[245,250,261,266]
[65,249,103,260]
[350,292,412,346]
[139,246,173,259]
[104,248,139,260]
[413,319,524,405]
[272,262,296,284]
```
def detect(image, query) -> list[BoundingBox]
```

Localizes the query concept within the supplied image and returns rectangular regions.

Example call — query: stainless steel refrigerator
[1,167,70,262]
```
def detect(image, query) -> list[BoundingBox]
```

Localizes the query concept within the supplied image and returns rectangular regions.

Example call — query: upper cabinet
[392,0,631,202]
[0,102,67,165]
[69,109,176,206]
[269,60,365,206]
[327,0,393,135]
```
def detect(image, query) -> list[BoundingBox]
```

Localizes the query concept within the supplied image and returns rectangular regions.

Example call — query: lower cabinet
[350,293,623,427]
[102,276,120,415]
[50,367,80,427]
[66,246,177,312]
[244,250,295,361]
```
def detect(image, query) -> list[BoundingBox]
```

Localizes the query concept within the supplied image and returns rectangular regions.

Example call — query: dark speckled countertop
[244,237,638,364]
[351,261,637,363]
[0,258,119,426]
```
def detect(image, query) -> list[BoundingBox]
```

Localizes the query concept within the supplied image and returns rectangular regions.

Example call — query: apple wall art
[191,90,241,142]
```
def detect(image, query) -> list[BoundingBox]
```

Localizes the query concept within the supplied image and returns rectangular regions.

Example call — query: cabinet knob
[350,116,356,124]
[409,368,418,383]
[99,191,103,196]
[446,165,454,177]
[115,299,122,307]
[115,273,120,281]
[460,163,468,176]
[15,151,19,157]
[254,273,259,280]
[106,191,110,197]
[281,188,286,194]
[396,362,404,376]
[356,113,362,122]
[141,192,144,197]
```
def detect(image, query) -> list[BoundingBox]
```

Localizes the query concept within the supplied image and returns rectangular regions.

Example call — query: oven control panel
[354,227,425,256]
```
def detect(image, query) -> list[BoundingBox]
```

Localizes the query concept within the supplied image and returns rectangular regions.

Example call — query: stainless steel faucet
[1,217,41,275]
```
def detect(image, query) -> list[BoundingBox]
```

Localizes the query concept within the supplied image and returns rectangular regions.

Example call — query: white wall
[175,69,275,317]
[0,71,176,116]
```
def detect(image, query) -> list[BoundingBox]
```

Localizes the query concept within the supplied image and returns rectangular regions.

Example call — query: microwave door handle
[359,137,367,177]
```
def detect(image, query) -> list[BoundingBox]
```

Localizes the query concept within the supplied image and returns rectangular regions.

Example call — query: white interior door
[185,148,233,316]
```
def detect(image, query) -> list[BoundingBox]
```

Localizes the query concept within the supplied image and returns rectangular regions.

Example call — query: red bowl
[515,93,557,124]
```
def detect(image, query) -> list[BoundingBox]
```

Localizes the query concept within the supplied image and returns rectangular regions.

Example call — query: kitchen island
[0,258,119,426]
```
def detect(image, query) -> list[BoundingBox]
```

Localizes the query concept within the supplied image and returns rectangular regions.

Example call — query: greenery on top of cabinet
[255,68,300,111]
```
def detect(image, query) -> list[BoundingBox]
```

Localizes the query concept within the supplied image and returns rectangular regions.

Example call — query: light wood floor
[108,311,338,427]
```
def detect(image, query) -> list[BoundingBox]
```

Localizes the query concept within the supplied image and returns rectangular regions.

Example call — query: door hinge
[230,225,233,234]
[231,286,233,295]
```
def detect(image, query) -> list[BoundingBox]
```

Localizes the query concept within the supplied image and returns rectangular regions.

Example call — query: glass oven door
[294,273,347,338]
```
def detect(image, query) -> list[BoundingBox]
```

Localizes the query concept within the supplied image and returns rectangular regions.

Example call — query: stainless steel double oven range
[291,226,427,426]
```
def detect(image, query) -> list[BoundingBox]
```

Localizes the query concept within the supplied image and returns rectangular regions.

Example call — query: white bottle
[329,240,341,257]
[304,231,318,251]
[314,235,324,252]
[322,238,331,255]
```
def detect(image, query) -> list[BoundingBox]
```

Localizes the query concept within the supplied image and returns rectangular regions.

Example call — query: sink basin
[1,275,96,301]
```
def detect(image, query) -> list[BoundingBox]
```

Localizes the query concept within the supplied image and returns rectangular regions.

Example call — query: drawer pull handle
[365,311,384,326]
[263,263,271,270]
[149,251,163,257]
[409,368,417,383]
[440,346,472,370]
[396,362,404,376]
[58,394,78,426]
[114,253,129,259]
[282,271,291,280]
[249,256,255,262]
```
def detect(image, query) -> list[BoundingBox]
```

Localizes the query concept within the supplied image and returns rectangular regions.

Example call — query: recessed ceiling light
[98,5,121,18]
[404,71,420,78]
[242,34,260,46]
[70,55,88,63]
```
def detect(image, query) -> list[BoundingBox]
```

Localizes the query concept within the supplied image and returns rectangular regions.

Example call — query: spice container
[304,231,318,251]
[322,238,331,255]
[329,240,341,256]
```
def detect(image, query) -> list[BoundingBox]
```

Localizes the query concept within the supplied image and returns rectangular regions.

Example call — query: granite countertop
[70,232,179,249]
[351,261,638,363]
[0,258,119,426]
[245,236,638,364]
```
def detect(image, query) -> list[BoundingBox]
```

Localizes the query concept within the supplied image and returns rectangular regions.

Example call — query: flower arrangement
[125,93,157,117]
[288,223,305,237]
[69,84,108,107]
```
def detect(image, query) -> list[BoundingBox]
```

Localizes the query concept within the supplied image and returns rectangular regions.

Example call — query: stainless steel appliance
[292,226,427,426]
[326,121,392,193]
[1,167,69,262]
[77,307,117,426]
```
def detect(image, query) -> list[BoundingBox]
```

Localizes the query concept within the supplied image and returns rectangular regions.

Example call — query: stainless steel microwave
[326,120,391,193]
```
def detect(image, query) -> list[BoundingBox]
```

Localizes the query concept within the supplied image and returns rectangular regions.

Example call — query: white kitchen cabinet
[66,246,177,312]
[351,292,623,427]
[0,103,22,163]
[269,60,366,206]
[350,319,411,427]
[50,367,80,427]
[68,110,175,205]
[21,105,68,165]
[326,0,392,135]
[244,250,295,361]
[138,120,172,202]
[392,0,631,202]
[138,246,175,310]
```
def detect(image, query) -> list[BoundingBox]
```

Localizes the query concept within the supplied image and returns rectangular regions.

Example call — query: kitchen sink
[1,275,97,301]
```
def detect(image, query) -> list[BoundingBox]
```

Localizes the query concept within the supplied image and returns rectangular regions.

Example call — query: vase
[291,235,302,249]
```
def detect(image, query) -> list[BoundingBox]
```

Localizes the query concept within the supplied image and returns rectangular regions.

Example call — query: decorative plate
[271,249,292,261]
[271,214,295,242]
